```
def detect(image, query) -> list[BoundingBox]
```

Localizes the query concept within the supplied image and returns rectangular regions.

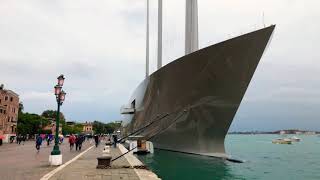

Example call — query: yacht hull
[122,25,275,158]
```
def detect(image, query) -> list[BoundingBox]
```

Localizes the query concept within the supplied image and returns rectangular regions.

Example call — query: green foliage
[92,121,121,134]
[62,123,83,135]
[17,106,65,136]
[18,102,24,113]
[17,113,50,135]
[39,129,52,134]
[41,110,65,122]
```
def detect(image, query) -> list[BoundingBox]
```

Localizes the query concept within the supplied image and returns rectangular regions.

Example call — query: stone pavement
[0,139,92,180]
[48,144,160,180]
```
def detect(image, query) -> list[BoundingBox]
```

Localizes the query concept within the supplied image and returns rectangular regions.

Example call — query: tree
[62,123,83,135]
[18,102,24,113]
[41,110,65,122]
[92,121,121,134]
[17,113,49,135]
[92,121,105,134]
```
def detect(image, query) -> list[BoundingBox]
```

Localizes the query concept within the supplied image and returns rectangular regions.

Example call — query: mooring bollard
[103,146,110,155]
[96,155,112,169]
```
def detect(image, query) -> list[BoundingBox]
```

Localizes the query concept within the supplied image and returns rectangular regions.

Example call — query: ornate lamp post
[50,75,66,166]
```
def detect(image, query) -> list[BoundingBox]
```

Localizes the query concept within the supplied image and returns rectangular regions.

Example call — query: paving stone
[48,143,141,180]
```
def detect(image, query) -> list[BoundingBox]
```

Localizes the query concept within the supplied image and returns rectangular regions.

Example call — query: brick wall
[0,88,19,135]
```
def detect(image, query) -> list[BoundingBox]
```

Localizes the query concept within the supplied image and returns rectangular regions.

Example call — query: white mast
[157,0,163,70]
[185,0,199,55]
[145,0,150,78]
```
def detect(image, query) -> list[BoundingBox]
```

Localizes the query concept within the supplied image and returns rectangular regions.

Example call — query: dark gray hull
[122,25,275,158]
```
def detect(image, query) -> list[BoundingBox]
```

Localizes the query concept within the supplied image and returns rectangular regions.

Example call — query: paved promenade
[47,144,160,180]
[0,140,92,180]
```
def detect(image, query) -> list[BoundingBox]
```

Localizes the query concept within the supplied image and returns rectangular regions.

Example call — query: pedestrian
[94,135,99,147]
[75,135,83,151]
[69,134,75,150]
[22,135,26,145]
[75,135,79,151]
[17,135,22,145]
[36,135,42,152]
[10,136,14,143]
[78,135,85,151]
[59,135,64,144]
[112,134,117,148]
[46,134,51,146]
[50,134,54,144]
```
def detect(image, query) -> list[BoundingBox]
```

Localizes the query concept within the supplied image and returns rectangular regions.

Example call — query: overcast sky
[1,0,319,131]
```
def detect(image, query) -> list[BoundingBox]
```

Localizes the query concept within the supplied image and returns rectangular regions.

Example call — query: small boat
[272,138,292,144]
[290,136,301,142]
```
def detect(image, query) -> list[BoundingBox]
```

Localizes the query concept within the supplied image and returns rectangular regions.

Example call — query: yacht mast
[145,0,150,78]
[185,0,199,55]
[157,0,163,70]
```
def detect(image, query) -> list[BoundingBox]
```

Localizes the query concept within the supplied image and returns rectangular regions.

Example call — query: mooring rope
[117,113,170,143]
[111,109,188,162]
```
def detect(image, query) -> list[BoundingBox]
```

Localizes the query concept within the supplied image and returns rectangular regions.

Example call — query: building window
[5,96,8,101]
[8,117,10,122]
[10,97,13,102]
[3,110,6,114]
[0,109,2,113]
[0,99,1,104]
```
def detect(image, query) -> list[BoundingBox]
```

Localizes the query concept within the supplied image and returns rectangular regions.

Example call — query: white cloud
[1,0,320,129]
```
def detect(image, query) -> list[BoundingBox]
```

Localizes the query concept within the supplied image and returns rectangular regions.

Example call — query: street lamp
[57,74,65,86]
[50,74,66,166]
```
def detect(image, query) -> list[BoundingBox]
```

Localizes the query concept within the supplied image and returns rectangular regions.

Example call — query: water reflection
[137,149,241,180]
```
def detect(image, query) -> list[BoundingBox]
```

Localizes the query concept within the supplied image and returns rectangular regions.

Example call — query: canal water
[136,135,320,180]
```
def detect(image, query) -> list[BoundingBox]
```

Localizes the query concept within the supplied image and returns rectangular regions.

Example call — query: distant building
[42,118,62,135]
[0,84,19,143]
[280,130,286,135]
[304,131,316,135]
[82,121,93,134]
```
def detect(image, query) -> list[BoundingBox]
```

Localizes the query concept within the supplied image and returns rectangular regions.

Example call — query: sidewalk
[48,144,159,180]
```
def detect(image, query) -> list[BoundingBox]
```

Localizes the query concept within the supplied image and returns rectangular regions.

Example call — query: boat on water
[290,136,301,142]
[121,0,275,159]
[272,138,292,144]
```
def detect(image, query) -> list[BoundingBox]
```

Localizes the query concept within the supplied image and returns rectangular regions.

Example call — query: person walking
[75,135,84,151]
[0,137,2,146]
[69,134,75,151]
[36,135,42,152]
[78,135,85,151]
[22,135,26,145]
[17,135,22,145]
[112,134,117,148]
[75,135,79,151]
[46,135,50,146]
[94,135,99,148]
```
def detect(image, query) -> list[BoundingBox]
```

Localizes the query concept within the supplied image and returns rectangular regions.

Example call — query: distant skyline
[0,0,319,131]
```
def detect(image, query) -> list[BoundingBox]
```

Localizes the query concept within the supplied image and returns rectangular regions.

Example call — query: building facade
[41,118,62,135]
[82,121,93,134]
[0,84,19,142]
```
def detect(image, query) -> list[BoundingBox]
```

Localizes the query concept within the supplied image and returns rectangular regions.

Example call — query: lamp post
[50,74,66,166]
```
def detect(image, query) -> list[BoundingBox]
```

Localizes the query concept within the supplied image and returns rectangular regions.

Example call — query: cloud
[1,0,320,130]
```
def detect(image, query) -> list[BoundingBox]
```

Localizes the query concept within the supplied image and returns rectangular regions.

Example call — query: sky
[0,0,319,131]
